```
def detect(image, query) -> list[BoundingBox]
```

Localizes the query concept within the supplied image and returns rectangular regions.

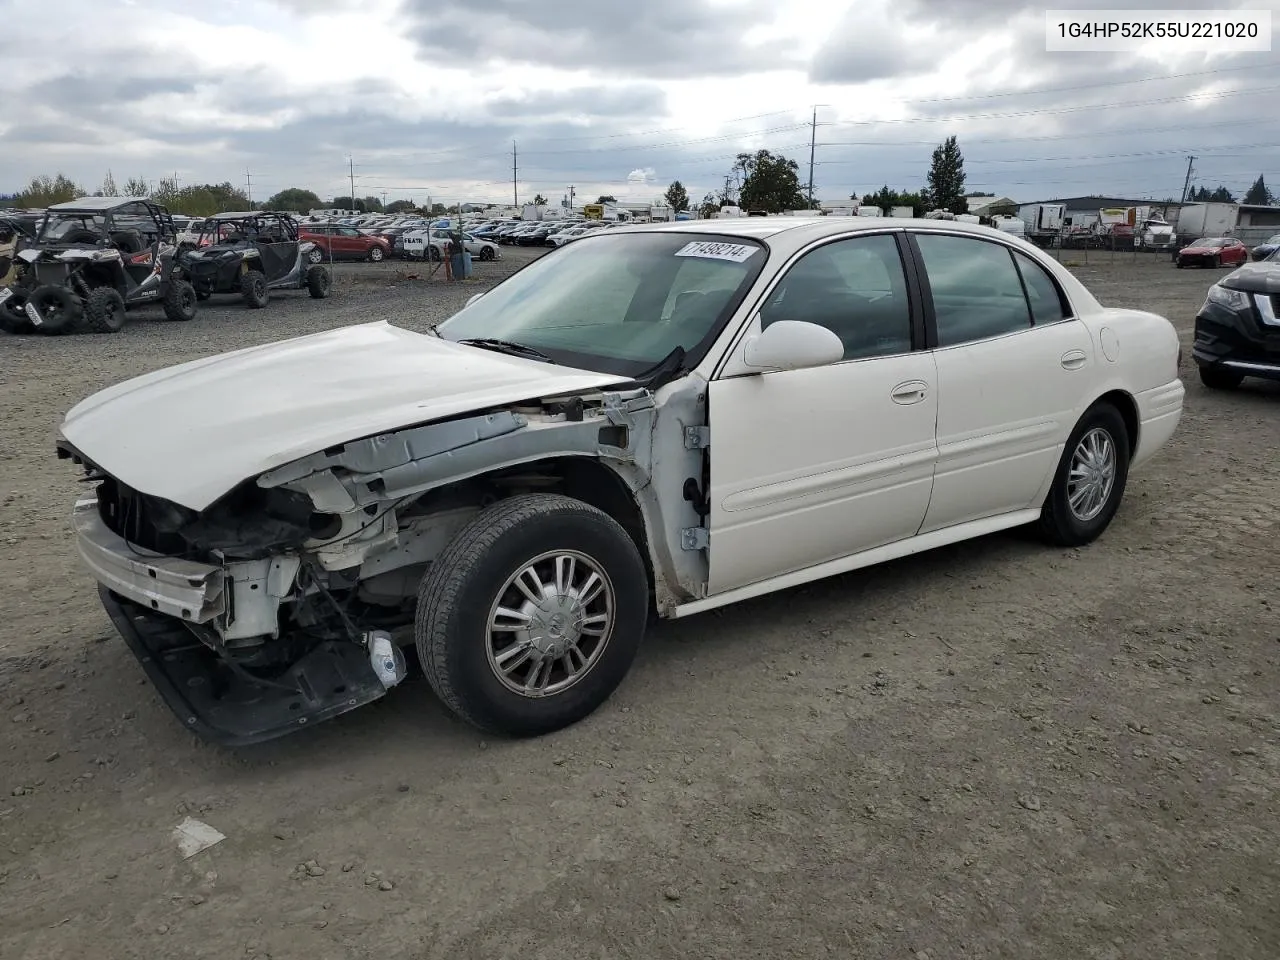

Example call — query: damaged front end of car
[57,381,706,745]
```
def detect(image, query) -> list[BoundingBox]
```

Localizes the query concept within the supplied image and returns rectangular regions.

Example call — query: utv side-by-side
[181,212,331,308]
[0,197,198,335]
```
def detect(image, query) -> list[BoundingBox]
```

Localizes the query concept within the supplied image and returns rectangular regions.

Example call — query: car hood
[1221,261,1280,294]
[1181,246,1216,254]
[59,321,631,511]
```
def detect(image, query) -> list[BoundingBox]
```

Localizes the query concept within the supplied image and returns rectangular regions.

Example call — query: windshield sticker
[674,241,759,263]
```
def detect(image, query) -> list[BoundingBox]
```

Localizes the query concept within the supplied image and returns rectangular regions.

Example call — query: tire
[81,286,127,334]
[1213,255,1221,268]
[368,246,385,263]
[306,265,331,299]
[479,246,495,261]
[0,291,33,333]
[428,247,441,262]
[195,287,211,301]
[415,493,649,737]
[25,284,81,335]
[1198,365,1244,390]
[1037,402,1130,548]
[241,271,268,308]
[163,279,197,322]
[1175,259,1184,268]
[308,246,325,265]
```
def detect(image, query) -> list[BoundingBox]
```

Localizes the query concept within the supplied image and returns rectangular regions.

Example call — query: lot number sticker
[674,241,759,263]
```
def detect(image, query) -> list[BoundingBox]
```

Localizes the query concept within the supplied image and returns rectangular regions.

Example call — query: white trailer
[1017,203,1065,247]
[890,206,914,218]
[857,206,882,217]
[1175,202,1238,241]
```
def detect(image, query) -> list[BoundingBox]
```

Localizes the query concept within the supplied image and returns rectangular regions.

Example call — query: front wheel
[479,246,495,261]
[1037,402,1130,547]
[368,246,385,262]
[415,494,649,737]
[1213,255,1222,268]
[163,279,197,321]
[1198,365,1243,390]
[306,265,331,299]
[82,286,127,333]
[308,246,325,265]
[241,271,269,308]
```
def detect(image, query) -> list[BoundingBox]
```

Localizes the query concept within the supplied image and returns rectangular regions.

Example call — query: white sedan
[401,229,501,261]
[55,217,1183,745]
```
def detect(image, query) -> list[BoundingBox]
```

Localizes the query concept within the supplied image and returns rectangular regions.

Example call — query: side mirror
[465,292,484,307]
[742,320,844,371]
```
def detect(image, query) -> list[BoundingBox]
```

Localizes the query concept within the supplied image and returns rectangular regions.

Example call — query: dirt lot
[1,247,1277,960]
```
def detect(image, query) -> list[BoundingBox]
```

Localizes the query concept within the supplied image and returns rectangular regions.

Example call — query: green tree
[532,193,548,205]
[266,187,324,213]
[1243,174,1273,205]
[361,195,384,213]
[18,173,83,208]
[663,180,690,213]
[430,202,447,215]
[331,196,365,212]
[123,177,150,197]
[595,194,616,204]
[859,186,927,217]
[1192,185,1235,203]
[697,192,720,218]
[385,199,416,214]
[734,150,806,213]
[98,170,119,197]
[924,135,967,215]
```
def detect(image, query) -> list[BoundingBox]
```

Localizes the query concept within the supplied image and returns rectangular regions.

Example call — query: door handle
[1060,350,1087,370]
[891,380,928,404]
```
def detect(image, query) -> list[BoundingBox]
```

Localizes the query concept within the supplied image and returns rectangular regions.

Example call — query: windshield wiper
[455,338,556,364]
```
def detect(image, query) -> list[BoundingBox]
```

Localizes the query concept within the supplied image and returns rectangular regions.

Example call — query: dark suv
[1192,247,1280,390]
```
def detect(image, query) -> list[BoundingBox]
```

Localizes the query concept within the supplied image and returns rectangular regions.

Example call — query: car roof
[48,196,154,213]
[613,215,1032,246]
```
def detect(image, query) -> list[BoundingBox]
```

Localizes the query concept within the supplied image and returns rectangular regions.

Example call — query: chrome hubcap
[486,550,615,698]
[1067,427,1116,522]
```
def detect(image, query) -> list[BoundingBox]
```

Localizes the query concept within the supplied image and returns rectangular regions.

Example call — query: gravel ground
[1,248,1277,960]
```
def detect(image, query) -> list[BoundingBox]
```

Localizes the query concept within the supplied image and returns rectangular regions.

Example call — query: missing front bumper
[99,587,389,746]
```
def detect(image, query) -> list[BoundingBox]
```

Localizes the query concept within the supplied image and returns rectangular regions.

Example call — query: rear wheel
[26,284,81,334]
[306,265,331,299]
[163,279,197,321]
[1037,402,1130,547]
[415,494,648,737]
[241,271,268,308]
[82,287,127,334]
[1198,365,1244,390]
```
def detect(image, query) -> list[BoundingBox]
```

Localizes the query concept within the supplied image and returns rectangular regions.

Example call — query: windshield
[38,214,106,242]
[436,231,767,376]
[1193,238,1228,247]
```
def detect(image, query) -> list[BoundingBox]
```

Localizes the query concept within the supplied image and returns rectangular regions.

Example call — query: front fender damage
[256,382,707,611]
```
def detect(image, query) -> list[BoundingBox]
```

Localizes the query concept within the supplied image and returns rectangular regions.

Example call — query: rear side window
[1013,251,1071,325]
[914,234,1031,347]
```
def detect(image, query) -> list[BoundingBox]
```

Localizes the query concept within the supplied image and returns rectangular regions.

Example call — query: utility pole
[569,184,575,211]
[1179,155,1195,204]
[807,106,817,209]
[348,156,356,212]
[512,140,518,208]
[245,170,252,208]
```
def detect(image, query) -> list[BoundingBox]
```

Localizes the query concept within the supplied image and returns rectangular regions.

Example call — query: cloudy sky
[2,0,1278,207]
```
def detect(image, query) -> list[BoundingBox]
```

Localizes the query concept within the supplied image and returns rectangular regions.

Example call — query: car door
[907,231,1097,534]
[706,232,939,595]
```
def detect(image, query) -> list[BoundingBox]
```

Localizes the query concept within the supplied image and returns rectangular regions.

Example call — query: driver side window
[759,234,913,360]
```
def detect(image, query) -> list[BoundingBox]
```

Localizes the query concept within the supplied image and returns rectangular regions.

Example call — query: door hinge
[680,526,709,550]
[684,425,710,449]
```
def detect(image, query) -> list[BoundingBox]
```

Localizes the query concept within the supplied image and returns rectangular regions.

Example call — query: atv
[0,197,197,335]
[181,212,331,308]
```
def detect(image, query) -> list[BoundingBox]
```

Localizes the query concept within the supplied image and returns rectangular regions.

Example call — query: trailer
[890,206,914,218]
[857,206,882,218]
[1175,202,1238,243]
[1017,203,1065,247]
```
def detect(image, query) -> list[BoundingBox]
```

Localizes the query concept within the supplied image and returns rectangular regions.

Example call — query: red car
[297,224,391,264]
[1175,236,1248,269]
